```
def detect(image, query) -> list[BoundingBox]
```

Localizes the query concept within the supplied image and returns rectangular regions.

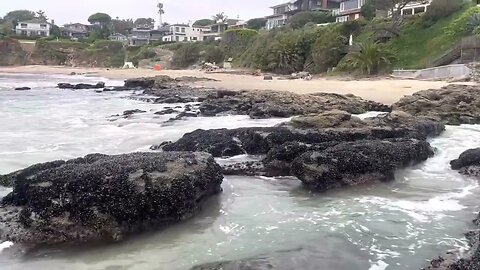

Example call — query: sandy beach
[0,65,465,104]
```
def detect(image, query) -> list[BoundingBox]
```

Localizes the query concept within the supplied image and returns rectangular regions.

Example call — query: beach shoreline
[0,65,468,104]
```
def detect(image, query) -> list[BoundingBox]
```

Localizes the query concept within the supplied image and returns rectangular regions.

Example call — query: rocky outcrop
[199,91,390,119]
[0,152,223,246]
[160,111,444,158]
[451,148,480,177]
[291,139,434,191]
[425,226,480,269]
[393,85,480,125]
[58,82,105,90]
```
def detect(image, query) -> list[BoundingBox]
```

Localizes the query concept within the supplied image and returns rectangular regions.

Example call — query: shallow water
[0,73,480,270]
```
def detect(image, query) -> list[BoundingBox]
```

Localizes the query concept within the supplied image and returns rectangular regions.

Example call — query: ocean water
[0,73,479,270]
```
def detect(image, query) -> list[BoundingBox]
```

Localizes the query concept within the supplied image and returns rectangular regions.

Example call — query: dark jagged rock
[425,228,480,269]
[123,109,147,116]
[160,112,444,158]
[0,152,223,246]
[155,108,179,115]
[291,139,434,191]
[199,90,391,119]
[451,148,480,177]
[58,82,105,90]
[154,96,196,104]
[263,142,339,177]
[14,87,31,91]
[393,84,480,125]
[124,78,156,89]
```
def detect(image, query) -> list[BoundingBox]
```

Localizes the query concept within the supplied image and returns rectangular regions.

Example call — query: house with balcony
[15,19,52,37]
[266,0,341,30]
[162,24,207,42]
[336,0,366,22]
[61,23,89,39]
[399,0,432,16]
[266,2,296,30]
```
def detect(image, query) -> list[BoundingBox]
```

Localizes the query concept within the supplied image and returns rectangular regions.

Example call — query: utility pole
[157,2,164,29]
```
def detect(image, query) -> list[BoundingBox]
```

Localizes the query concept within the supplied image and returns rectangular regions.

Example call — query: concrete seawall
[393,64,472,80]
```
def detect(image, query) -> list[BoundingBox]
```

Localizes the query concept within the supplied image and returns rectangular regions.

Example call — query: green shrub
[340,41,396,75]
[311,29,348,73]
[203,46,224,64]
[445,6,480,38]
[127,45,157,66]
[266,31,305,74]
[423,0,463,23]
[467,13,480,34]
[171,43,201,69]
[221,29,258,58]
[288,11,334,29]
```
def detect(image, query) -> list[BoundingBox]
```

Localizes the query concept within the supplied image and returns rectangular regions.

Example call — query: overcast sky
[0,0,282,25]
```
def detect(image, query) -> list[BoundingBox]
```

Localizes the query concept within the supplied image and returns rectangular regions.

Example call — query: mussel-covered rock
[0,152,223,246]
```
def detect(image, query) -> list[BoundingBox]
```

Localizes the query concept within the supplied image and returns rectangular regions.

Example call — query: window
[181,27,185,33]
[40,31,47,36]
[183,37,187,41]
[336,16,349,23]
[176,36,180,41]
[21,23,27,28]
[21,30,27,35]
[175,27,180,32]
[192,37,197,41]
[40,24,47,29]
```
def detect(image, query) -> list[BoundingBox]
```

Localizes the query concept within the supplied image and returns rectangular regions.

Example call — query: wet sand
[0,65,466,104]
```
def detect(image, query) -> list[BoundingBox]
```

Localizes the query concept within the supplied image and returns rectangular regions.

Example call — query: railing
[429,36,480,67]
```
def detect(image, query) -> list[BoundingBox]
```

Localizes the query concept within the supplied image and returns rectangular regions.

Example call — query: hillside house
[15,19,52,37]
[266,0,341,30]
[336,0,366,22]
[61,23,89,39]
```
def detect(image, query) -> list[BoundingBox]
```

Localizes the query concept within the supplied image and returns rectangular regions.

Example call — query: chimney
[51,19,55,25]
[322,0,328,9]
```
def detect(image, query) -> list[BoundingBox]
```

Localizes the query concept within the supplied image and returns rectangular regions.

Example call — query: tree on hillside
[50,25,61,37]
[134,18,155,28]
[361,0,376,20]
[293,0,312,11]
[88,13,112,25]
[247,18,267,30]
[375,0,415,34]
[3,10,36,29]
[36,10,48,20]
[193,19,214,26]
[112,18,134,35]
[212,12,228,23]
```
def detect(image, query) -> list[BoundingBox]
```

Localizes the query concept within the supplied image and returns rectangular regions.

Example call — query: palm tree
[212,12,228,24]
[344,41,396,75]
[157,2,164,26]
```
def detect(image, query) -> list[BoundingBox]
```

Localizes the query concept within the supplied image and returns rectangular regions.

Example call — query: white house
[266,1,296,30]
[399,0,432,16]
[15,19,52,37]
[162,24,207,42]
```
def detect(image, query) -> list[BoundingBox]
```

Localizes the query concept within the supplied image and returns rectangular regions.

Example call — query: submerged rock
[393,84,480,125]
[425,227,480,269]
[123,109,147,116]
[14,87,31,91]
[0,152,223,246]
[451,148,480,177]
[190,245,370,270]
[291,139,434,191]
[160,112,444,158]
[57,82,105,90]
